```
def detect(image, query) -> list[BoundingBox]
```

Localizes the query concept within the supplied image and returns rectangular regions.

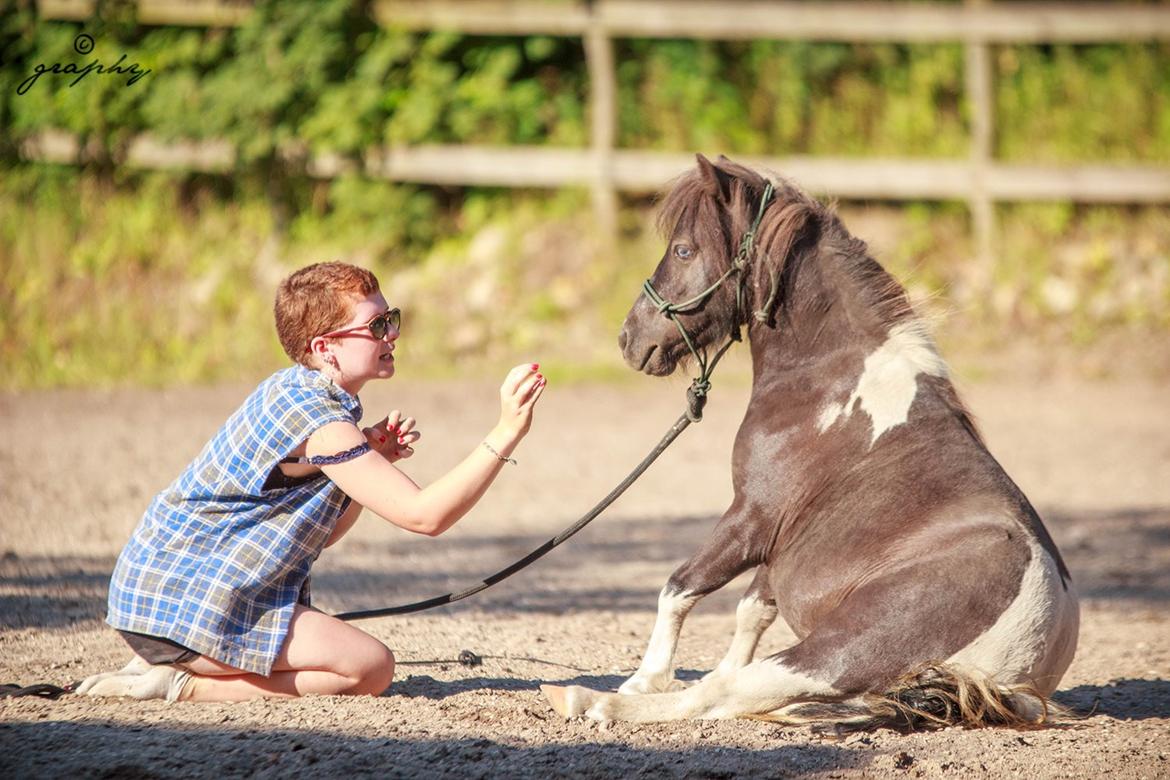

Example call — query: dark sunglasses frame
[315,308,402,345]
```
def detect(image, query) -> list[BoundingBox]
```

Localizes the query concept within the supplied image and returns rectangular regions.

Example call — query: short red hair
[275,262,380,367]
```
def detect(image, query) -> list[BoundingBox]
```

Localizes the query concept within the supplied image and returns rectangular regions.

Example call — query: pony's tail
[749,662,1065,733]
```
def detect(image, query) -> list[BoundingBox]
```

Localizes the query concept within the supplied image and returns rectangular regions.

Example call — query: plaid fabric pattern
[107,364,363,676]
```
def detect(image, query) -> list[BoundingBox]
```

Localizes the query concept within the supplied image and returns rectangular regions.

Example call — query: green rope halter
[641,182,774,421]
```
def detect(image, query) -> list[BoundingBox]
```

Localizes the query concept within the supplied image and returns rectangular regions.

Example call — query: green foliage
[995,202,1170,337]
[0,164,287,388]
[997,43,1170,162]
[1,2,1168,387]
[7,3,1166,165]
[0,0,589,165]
[287,175,442,267]
[617,40,967,156]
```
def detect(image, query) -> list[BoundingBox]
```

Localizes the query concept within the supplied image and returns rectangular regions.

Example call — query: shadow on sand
[389,670,708,701]
[1054,678,1170,721]
[0,719,865,779]
[3,505,1167,631]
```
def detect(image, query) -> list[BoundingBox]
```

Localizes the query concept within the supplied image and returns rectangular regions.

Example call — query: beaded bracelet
[481,441,517,465]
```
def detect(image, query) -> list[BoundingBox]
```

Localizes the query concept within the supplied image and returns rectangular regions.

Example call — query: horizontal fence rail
[27,0,1170,258]
[22,131,1170,203]
[38,0,1170,41]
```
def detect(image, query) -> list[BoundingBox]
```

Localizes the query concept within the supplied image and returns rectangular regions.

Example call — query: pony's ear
[696,153,733,202]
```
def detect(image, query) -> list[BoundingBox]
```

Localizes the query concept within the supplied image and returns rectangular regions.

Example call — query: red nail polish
[379,435,387,444]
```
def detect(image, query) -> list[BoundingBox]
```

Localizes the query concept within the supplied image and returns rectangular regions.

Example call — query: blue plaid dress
[107,364,364,676]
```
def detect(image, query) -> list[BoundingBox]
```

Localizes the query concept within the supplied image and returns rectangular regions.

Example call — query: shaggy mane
[654,157,981,441]
[657,158,920,332]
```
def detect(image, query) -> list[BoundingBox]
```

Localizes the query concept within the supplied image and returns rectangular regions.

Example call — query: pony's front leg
[704,567,778,681]
[618,517,757,695]
[544,655,839,723]
[616,585,699,694]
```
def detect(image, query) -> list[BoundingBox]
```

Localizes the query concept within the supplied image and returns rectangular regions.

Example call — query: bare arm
[314,364,545,537]
[319,411,420,547]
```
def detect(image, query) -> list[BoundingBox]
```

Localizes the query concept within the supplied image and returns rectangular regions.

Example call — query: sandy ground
[1,371,1168,778]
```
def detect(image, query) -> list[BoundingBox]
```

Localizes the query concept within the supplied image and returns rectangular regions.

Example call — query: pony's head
[619,154,816,376]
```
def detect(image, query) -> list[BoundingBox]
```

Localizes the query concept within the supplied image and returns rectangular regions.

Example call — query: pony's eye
[673,244,693,260]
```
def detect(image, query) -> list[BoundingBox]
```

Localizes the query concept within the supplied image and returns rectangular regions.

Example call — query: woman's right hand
[496,363,547,439]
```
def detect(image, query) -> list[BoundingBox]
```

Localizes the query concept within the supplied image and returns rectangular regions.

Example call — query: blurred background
[1,0,1168,389]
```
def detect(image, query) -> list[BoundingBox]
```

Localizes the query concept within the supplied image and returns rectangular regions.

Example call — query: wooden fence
[29,0,1170,262]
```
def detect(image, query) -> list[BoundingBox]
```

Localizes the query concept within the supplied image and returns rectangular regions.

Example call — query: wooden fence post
[965,0,996,298]
[584,5,619,244]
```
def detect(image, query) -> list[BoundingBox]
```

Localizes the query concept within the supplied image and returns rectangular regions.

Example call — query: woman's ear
[307,336,331,368]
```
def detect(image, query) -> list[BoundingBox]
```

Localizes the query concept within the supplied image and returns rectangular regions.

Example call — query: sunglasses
[317,308,402,343]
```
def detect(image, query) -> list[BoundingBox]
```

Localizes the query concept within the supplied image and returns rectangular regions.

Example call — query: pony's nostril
[618,329,628,351]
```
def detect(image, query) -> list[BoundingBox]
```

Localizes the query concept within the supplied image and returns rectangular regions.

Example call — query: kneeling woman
[79,262,546,702]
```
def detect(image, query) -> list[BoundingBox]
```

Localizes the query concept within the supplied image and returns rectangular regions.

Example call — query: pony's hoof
[541,684,570,717]
[618,674,684,695]
[541,684,595,718]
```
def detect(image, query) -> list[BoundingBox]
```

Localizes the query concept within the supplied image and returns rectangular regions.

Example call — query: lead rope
[335,404,699,621]
[334,184,774,622]
[335,324,739,622]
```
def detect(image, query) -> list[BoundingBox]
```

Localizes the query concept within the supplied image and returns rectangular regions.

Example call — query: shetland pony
[542,155,1078,728]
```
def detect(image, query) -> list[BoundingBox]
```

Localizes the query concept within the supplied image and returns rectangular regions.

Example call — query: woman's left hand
[363,410,420,463]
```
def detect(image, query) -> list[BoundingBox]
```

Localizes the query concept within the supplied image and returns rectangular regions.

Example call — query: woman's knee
[351,642,395,695]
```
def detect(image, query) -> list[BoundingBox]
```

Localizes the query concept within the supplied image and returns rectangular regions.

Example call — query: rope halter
[641,182,774,421]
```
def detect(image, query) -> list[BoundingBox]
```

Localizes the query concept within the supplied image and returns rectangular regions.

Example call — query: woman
[78,261,546,702]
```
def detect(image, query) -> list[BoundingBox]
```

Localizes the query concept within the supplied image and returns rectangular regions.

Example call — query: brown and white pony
[542,155,1078,728]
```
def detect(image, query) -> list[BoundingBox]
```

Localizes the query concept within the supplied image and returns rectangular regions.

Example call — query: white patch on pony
[947,538,1079,696]
[708,594,779,678]
[619,588,700,695]
[816,401,844,434]
[816,319,949,445]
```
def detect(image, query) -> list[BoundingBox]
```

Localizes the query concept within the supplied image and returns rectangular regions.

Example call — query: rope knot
[686,378,711,422]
